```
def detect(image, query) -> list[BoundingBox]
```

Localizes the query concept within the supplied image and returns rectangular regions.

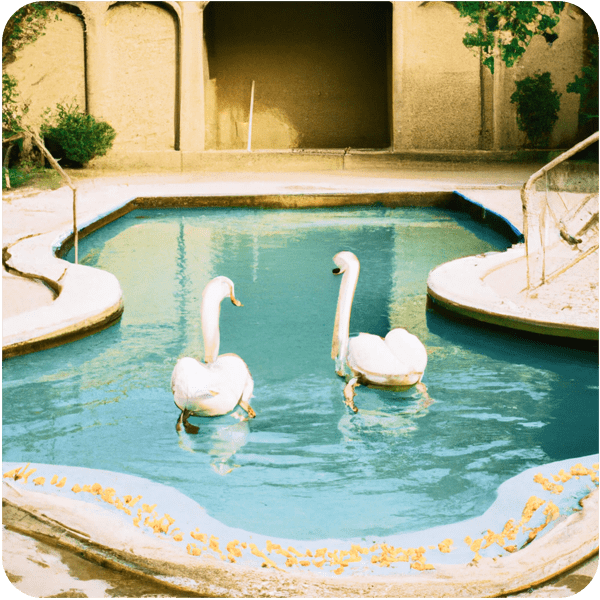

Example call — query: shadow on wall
[204,1,392,150]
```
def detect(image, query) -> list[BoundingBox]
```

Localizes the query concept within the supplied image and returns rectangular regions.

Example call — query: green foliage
[567,41,598,124]
[2,73,28,137]
[41,102,116,166]
[3,3,58,145]
[3,2,59,65]
[456,2,565,73]
[2,165,62,190]
[2,166,31,189]
[510,72,561,147]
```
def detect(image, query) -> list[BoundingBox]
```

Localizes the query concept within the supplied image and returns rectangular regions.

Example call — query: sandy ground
[518,251,599,321]
[2,168,598,597]
[1,525,198,598]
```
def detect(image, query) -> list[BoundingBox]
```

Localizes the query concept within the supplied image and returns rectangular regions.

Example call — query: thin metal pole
[247,80,255,152]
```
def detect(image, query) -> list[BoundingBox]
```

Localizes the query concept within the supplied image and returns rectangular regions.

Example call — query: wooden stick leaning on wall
[27,130,79,264]
[3,133,24,189]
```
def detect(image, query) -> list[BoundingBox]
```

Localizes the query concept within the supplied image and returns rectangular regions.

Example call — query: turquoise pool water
[2,207,598,540]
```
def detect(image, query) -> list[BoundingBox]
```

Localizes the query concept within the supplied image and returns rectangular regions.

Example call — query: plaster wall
[3,1,592,161]
[104,3,178,150]
[397,2,482,150]
[4,6,85,132]
[500,2,586,149]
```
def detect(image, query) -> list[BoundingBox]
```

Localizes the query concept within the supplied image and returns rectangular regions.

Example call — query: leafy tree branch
[456,2,565,73]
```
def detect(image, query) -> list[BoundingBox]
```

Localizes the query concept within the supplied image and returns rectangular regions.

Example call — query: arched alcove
[104,1,179,151]
[203,1,392,150]
[4,3,86,132]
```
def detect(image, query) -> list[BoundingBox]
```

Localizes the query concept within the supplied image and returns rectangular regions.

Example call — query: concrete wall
[4,1,593,164]
[4,4,86,132]
[500,2,586,149]
[394,1,482,150]
[104,2,178,151]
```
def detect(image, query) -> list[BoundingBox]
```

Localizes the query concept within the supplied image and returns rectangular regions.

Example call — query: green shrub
[2,73,28,137]
[2,164,62,191]
[3,166,32,189]
[567,40,598,127]
[510,72,561,148]
[40,102,116,166]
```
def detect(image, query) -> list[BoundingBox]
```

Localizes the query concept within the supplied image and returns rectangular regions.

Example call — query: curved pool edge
[3,180,597,357]
[3,457,598,597]
[2,186,134,360]
[427,245,599,344]
[2,233,125,359]
[0,186,459,359]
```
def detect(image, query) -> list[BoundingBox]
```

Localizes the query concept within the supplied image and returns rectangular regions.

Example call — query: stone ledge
[2,460,598,598]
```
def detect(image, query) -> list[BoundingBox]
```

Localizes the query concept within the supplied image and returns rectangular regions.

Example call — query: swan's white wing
[348,331,426,387]
[171,357,216,412]
[208,354,254,408]
[172,354,253,417]
[348,333,404,383]
[384,328,427,375]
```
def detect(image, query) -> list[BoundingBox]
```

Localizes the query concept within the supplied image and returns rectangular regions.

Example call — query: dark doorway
[204,1,391,150]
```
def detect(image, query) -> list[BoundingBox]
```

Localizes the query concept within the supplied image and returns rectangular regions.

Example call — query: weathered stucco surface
[4,1,592,165]
[105,2,178,151]
[500,2,587,149]
[397,1,482,150]
[4,6,86,132]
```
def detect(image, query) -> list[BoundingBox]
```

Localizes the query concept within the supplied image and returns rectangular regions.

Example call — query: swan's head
[332,251,359,276]
[204,276,243,307]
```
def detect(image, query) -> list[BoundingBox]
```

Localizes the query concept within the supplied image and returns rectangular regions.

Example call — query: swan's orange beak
[231,294,243,307]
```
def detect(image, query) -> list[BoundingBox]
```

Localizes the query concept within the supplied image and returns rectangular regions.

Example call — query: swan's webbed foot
[176,409,200,434]
[416,381,434,408]
[343,378,359,413]
[238,400,256,419]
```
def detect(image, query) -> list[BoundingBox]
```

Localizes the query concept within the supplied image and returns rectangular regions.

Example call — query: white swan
[332,251,428,412]
[171,276,255,433]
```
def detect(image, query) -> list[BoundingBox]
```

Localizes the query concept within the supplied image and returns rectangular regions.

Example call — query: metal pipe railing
[520,131,599,290]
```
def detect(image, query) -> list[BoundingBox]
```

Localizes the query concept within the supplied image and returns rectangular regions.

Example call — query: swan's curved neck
[332,261,359,368]
[201,290,223,363]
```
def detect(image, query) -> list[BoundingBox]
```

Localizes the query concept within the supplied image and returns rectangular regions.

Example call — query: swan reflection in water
[177,410,250,475]
[337,385,434,441]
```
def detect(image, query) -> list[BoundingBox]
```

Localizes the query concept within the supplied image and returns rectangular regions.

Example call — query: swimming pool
[2,206,598,542]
